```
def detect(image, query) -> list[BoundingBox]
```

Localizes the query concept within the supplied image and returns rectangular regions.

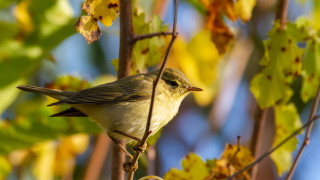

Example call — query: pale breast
[72,92,186,142]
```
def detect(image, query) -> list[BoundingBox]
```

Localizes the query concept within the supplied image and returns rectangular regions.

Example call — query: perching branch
[112,0,135,180]
[125,0,179,179]
[227,114,320,180]
[285,85,320,180]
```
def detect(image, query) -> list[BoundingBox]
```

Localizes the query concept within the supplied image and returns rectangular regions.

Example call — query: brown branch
[275,0,289,30]
[133,32,173,42]
[227,114,320,180]
[83,134,111,180]
[285,85,320,180]
[118,0,134,79]
[250,108,269,179]
[112,0,135,180]
[126,0,179,179]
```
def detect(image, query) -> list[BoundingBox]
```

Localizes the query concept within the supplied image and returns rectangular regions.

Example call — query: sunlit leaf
[169,30,221,106]
[164,153,209,180]
[0,0,76,113]
[0,79,25,116]
[31,141,56,180]
[76,0,119,43]
[271,104,302,176]
[13,0,34,35]
[207,144,253,179]
[82,0,119,27]
[0,156,11,180]
[250,19,309,108]
[54,134,89,177]
[301,38,320,102]
[131,11,167,73]
[0,76,101,156]
[235,0,256,22]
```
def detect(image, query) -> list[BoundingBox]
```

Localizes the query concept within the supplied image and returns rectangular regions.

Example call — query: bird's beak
[186,86,203,91]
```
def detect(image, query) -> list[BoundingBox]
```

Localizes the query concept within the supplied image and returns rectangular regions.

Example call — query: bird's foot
[132,143,147,153]
[122,161,138,172]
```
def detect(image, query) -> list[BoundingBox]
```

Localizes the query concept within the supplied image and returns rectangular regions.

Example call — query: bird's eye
[166,80,179,87]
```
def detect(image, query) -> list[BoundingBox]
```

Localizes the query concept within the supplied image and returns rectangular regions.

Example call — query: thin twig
[250,108,269,179]
[126,0,179,179]
[133,32,172,42]
[227,115,320,180]
[275,0,289,30]
[285,85,320,180]
[112,0,135,180]
[227,136,241,178]
[228,136,241,167]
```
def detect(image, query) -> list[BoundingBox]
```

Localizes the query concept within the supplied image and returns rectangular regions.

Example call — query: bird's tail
[17,85,75,100]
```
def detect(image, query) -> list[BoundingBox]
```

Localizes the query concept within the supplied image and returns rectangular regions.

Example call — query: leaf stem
[285,85,320,180]
[126,0,179,179]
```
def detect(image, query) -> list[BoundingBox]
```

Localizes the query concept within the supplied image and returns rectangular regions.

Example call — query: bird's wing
[48,74,153,106]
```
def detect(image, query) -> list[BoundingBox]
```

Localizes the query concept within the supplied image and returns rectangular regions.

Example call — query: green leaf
[271,103,302,176]
[164,153,209,180]
[301,38,320,102]
[0,0,18,8]
[131,12,168,73]
[0,76,102,156]
[250,19,309,108]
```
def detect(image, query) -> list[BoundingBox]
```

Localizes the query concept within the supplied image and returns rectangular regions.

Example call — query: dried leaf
[74,16,101,44]
[207,144,253,180]
[75,0,119,44]
[202,0,256,54]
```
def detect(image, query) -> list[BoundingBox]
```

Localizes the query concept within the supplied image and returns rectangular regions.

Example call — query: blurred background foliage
[1,0,320,180]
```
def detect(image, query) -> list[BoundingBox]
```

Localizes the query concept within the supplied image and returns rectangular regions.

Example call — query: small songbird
[17,68,202,155]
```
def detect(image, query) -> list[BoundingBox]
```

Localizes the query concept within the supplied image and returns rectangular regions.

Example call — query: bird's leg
[110,138,138,172]
[111,129,141,142]
[132,130,152,153]
[110,137,133,161]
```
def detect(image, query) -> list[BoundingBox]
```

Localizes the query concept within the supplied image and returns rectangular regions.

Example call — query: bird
[17,68,202,157]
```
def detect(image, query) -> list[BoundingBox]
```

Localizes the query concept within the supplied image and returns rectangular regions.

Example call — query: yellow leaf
[209,144,253,179]
[169,30,221,106]
[271,104,302,175]
[235,0,256,22]
[83,0,119,27]
[54,134,89,176]
[74,15,101,44]
[31,141,56,180]
[164,153,209,180]
[13,0,34,35]
[0,156,11,180]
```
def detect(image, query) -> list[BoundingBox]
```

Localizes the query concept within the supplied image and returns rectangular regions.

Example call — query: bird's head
[159,68,202,99]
